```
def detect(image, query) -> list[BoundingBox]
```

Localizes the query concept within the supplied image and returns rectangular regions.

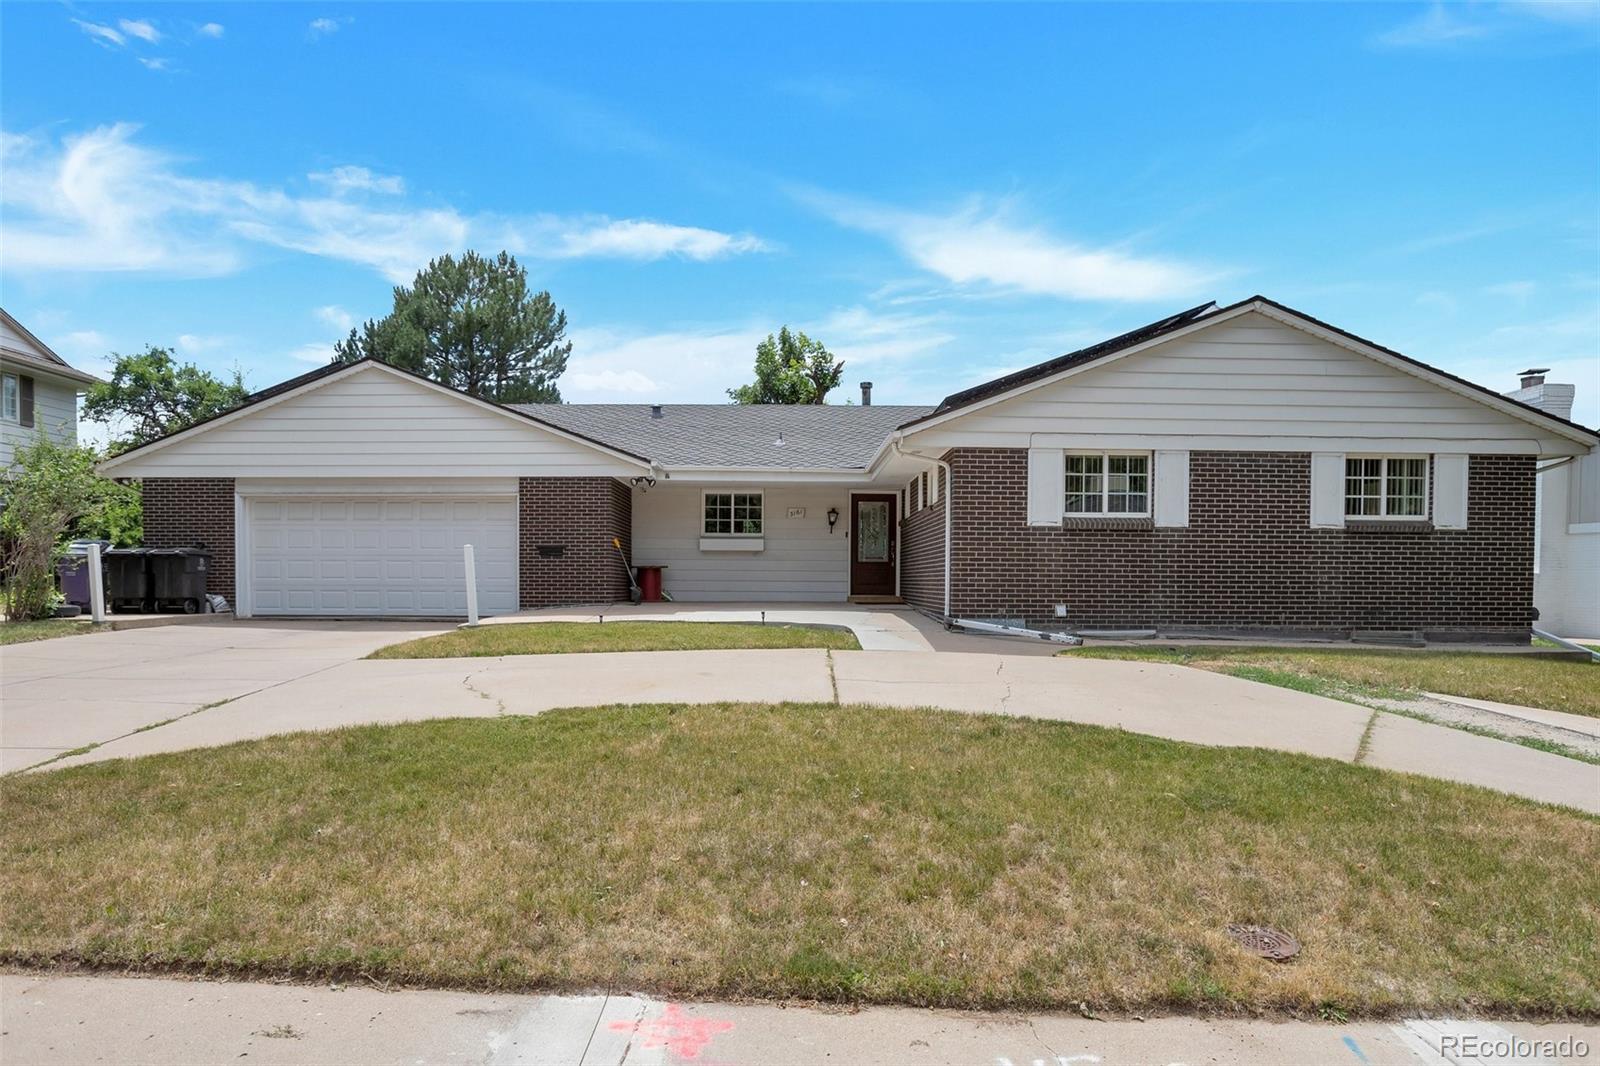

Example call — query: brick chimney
[860,381,873,406]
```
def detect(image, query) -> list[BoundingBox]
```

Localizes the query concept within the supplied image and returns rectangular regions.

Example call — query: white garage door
[247,496,518,617]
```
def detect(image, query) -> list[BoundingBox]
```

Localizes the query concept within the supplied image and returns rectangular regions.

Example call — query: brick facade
[518,477,634,608]
[899,468,946,613]
[140,477,236,597]
[941,449,1533,641]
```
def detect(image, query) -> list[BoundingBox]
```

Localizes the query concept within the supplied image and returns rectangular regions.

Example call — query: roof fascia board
[100,360,651,474]
[0,350,101,387]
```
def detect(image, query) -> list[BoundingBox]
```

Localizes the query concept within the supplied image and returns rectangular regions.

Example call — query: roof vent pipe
[860,382,873,406]
[1519,368,1549,389]
[650,404,663,419]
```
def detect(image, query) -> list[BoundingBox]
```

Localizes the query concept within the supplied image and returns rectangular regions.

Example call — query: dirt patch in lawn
[368,621,860,659]
[4,704,1596,1018]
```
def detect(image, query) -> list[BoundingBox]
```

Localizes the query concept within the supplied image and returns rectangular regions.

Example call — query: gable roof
[899,295,1599,445]
[99,358,652,474]
[517,402,934,470]
[0,308,102,386]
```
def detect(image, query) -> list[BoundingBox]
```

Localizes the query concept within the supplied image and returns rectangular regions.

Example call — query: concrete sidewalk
[31,640,1600,813]
[4,973,1595,1065]
[498,603,940,652]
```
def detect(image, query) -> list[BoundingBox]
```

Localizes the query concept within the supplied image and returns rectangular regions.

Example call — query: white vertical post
[87,542,106,623]
[463,543,479,626]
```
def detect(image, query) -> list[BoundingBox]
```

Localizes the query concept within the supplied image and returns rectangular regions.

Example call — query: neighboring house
[1504,370,1599,638]
[98,296,1598,643]
[0,309,101,467]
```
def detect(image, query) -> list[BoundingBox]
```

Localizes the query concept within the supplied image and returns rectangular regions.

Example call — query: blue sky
[3,1,1597,436]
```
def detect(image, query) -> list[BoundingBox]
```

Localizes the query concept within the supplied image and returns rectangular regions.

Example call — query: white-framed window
[0,373,17,423]
[703,491,763,536]
[1065,451,1150,517]
[1345,455,1429,520]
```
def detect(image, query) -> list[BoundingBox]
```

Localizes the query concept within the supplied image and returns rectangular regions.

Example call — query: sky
[2,1,1598,442]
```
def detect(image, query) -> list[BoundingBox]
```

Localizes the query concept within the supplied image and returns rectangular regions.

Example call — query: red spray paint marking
[608,1003,735,1061]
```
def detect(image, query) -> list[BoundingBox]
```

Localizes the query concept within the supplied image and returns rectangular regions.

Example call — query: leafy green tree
[74,475,143,547]
[1,439,102,619]
[333,250,570,403]
[727,327,845,404]
[83,347,249,453]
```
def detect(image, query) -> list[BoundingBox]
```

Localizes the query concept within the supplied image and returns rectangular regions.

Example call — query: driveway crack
[463,670,507,715]
[995,658,1013,715]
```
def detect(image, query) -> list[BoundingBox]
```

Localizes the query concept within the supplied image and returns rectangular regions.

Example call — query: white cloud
[564,325,767,401]
[138,57,172,71]
[118,19,161,44]
[197,22,225,38]
[1485,280,1537,302]
[0,124,770,282]
[308,17,347,39]
[802,190,1214,302]
[288,340,338,364]
[176,333,229,354]
[309,165,405,196]
[550,219,767,261]
[72,19,125,47]
[1376,4,1490,47]
[1375,1,1600,47]
[315,305,355,331]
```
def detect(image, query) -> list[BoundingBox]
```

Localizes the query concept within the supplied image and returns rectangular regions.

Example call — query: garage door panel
[249,494,517,617]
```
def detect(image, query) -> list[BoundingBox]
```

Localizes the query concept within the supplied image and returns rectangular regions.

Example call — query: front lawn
[0,620,105,646]
[369,620,860,658]
[4,703,1596,1017]
[1065,646,1600,718]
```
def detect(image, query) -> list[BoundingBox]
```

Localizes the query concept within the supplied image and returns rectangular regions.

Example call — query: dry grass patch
[369,621,859,658]
[3,704,1597,1017]
[1066,646,1600,718]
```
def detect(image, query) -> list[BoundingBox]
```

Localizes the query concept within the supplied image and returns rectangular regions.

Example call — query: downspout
[892,437,953,619]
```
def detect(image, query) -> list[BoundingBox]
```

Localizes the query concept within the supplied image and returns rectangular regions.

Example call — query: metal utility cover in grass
[1226,924,1301,961]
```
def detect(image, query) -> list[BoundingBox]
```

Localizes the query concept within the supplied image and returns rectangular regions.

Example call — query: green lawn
[1064,646,1600,718]
[369,620,860,658]
[0,620,106,646]
[4,703,1596,1017]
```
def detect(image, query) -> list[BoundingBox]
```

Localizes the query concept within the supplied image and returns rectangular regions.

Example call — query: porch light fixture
[826,506,839,533]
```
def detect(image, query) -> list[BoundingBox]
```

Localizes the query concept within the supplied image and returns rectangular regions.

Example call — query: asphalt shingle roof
[514,403,935,469]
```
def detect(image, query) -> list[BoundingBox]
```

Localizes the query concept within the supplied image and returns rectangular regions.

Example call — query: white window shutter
[1153,450,1190,527]
[1434,454,1469,529]
[1027,447,1064,526]
[1309,452,1346,528]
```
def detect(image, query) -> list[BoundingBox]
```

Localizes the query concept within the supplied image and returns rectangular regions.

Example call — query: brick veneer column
[140,477,236,597]
[519,477,634,608]
[900,467,947,613]
[945,449,1533,641]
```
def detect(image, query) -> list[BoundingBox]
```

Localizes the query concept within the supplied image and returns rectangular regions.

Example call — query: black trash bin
[148,547,212,614]
[104,548,152,614]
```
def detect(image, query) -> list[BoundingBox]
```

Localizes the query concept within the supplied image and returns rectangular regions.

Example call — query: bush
[1,438,106,620]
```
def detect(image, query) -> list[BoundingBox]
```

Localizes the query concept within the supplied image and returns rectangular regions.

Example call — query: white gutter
[892,437,952,618]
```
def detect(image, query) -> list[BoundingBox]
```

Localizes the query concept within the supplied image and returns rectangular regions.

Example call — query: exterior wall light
[827,506,839,533]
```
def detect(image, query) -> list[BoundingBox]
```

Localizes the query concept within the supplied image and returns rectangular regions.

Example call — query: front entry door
[850,494,897,597]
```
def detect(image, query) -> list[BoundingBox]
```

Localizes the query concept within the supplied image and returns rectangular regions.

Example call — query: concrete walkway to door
[8,618,1595,814]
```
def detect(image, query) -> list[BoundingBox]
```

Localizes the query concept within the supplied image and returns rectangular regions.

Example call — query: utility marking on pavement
[995,1057,1102,1066]
[1343,1034,1370,1062]
[606,1003,733,1061]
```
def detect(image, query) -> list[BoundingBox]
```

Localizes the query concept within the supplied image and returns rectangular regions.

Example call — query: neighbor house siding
[518,477,632,608]
[0,371,79,467]
[142,477,237,598]
[947,449,1533,640]
[900,467,946,613]
[630,482,850,602]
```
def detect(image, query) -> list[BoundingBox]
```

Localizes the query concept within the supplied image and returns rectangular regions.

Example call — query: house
[0,309,101,467]
[97,296,1598,643]
[1504,369,1599,638]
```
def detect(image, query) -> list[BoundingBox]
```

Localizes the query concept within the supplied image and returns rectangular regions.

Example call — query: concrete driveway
[0,619,449,772]
[4,618,1597,813]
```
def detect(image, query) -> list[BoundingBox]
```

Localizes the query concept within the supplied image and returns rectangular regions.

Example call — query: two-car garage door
[247,496,517,617]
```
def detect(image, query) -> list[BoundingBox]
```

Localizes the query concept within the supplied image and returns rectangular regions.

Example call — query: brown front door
[850,494,897,597]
